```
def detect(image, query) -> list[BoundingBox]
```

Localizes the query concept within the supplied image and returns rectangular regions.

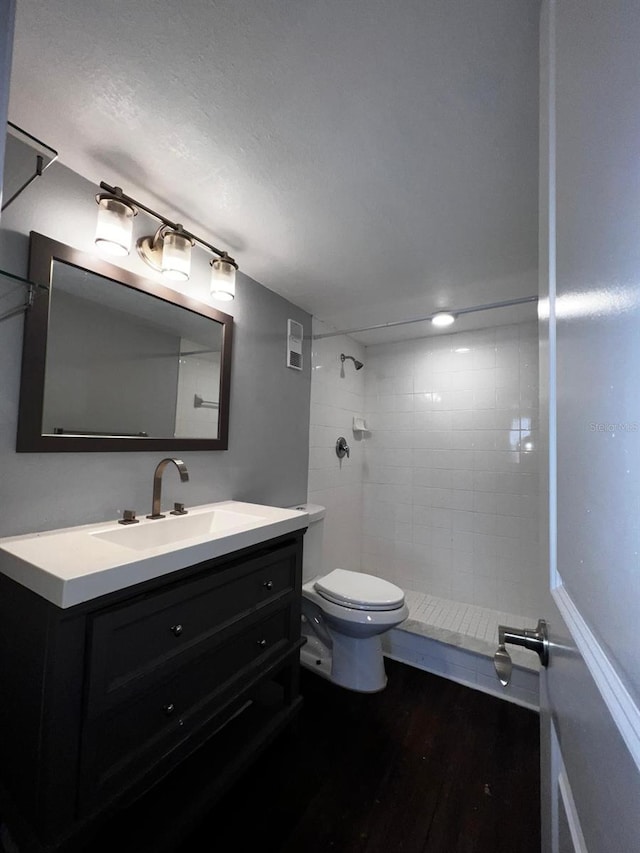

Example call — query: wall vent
[287,319,303,370]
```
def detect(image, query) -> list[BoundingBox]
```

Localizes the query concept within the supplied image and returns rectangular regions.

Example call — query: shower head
[340,353,364,370]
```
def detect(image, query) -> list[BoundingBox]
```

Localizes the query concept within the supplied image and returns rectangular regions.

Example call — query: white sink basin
[91,508,263,552]
[0,501,308,609]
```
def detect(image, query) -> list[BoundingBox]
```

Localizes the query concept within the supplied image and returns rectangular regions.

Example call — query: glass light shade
[431,311,456,328]
[161,231,192,281]
[210,258,236,301]
[95,197,135,256]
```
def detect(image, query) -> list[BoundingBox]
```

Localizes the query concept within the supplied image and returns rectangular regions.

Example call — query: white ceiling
[8,0,540,343]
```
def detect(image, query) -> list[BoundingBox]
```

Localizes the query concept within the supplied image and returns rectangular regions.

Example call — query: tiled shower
[309,319,547,626]
[363,321,546,619]
[308,319,366,578]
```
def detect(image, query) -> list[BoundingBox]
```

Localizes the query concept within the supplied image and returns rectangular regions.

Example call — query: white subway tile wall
[174,339,221,438]
[362,322,545,620]
[308,319,366,576]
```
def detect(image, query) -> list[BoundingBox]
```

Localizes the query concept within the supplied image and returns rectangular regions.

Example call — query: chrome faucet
[147,458,189,519]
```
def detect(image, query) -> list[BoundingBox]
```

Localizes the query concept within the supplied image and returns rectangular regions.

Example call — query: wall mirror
[17,233,233,451]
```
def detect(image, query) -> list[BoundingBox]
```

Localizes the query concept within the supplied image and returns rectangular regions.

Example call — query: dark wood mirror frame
[17,232,233,452]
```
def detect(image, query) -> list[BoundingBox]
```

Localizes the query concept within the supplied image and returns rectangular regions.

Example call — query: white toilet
[292,504,409,692]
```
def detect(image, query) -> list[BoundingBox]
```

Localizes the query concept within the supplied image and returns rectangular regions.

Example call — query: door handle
[494,618,549,686]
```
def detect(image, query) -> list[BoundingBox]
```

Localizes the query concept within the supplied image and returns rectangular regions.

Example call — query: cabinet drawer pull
[263,580,274,591]
[170,624,183,637]
[256,639,267,648]
[163,702,175,716]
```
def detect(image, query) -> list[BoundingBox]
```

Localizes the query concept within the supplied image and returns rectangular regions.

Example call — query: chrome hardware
[494,645,513,687]
[494,618,549,686]
[336,436,350,459]
[263,580,274,591]
[256,639,267,648]
[193,393,219,410]
[170,502,188,516]
[340,353,364,370]
[118,509,139,525]
[303,610,333,648]
[163,703,175,716]
[500,619,549,666]
[171,624,183,637]
[147,458,189,519]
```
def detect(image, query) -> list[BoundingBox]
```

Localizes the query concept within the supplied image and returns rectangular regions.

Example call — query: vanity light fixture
[431,311,456,328]
[137,225,194,282]
[210,255,238,301]
[94,182,238,297]
[94,189,137,257]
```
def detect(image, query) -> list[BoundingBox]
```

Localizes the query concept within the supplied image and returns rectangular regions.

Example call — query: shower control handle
[336,436,350,459]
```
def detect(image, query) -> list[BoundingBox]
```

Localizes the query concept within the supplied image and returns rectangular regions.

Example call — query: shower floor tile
[399,589,540,671]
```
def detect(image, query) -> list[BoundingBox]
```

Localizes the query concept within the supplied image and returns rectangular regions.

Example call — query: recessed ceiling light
[431,311,456,328]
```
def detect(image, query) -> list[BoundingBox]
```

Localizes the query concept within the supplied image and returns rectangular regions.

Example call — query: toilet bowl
[291,504,408,692]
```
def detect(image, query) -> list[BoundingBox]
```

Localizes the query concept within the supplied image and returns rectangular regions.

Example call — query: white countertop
[0,501,308,609]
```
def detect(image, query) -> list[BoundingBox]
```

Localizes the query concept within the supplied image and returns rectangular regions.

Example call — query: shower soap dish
[352,417,370,433]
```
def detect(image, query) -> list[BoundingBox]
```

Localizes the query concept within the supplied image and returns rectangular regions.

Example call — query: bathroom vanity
[0,502,307,851]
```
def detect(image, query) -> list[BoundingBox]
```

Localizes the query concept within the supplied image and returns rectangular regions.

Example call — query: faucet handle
[170,502,188,516]
[336,436,350,459]
[118,509,139,526]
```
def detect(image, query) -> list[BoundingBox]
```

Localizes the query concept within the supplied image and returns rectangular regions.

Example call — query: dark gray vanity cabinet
[0,530,304,852]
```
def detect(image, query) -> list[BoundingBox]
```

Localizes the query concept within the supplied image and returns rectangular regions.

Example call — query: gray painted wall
[0,154,311,537]
[0,0,16,212]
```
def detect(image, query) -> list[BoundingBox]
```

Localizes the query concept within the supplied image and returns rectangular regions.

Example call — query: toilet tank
[289,503,326,583]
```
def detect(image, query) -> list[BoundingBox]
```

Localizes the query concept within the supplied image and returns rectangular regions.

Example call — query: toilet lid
[313,569,405,611]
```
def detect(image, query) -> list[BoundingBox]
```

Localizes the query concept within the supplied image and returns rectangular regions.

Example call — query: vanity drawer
[80,607,291,811]
[85,544,298,713]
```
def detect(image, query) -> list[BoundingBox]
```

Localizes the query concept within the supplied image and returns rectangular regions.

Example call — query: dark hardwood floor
[10,659,538,853]
[177,659,541,853]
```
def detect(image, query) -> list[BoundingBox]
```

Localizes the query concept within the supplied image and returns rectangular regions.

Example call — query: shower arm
[340,353,364,370]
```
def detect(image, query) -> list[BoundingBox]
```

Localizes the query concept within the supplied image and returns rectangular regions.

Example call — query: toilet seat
[313,569,405,611]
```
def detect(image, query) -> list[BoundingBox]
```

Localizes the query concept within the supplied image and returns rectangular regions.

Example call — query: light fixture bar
[312,296,538,339]
[98,181,237,267]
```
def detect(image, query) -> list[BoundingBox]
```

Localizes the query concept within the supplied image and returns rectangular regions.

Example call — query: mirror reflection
[43,261,223,439]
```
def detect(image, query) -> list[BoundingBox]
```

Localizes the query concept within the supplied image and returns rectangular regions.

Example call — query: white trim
[552,717,587,852]
[558,768,589,853]
[547,0,558,592]
[553,580,640,773]
[550,720,561,853]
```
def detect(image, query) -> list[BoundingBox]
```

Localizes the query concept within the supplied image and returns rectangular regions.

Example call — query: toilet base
[300,634,333,681]
[300,630,388,693]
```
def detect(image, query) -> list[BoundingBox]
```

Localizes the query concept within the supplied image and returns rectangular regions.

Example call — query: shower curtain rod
[312,295,538,339]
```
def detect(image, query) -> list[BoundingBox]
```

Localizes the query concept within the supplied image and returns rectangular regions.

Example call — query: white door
[535,2,640,851]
